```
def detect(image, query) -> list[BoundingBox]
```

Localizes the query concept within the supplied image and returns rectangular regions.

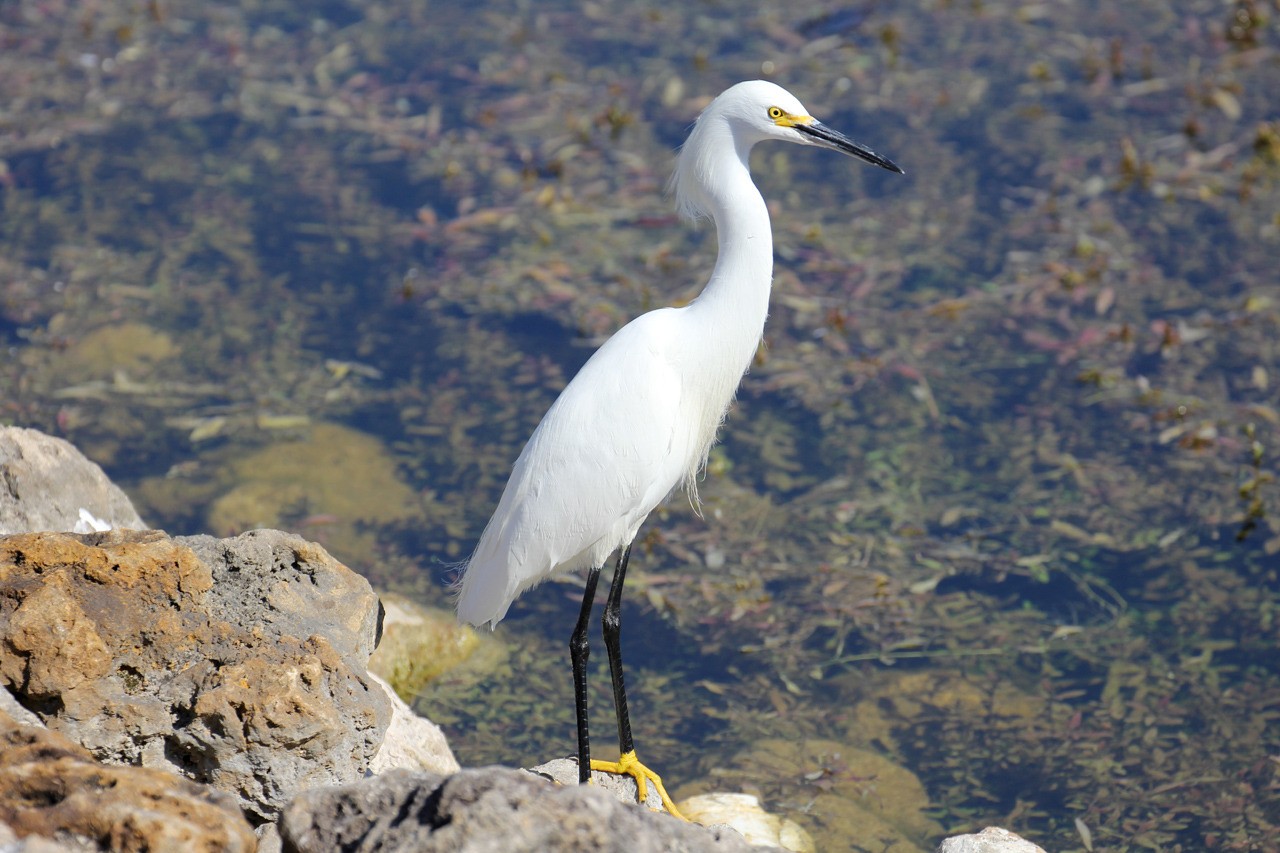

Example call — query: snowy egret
[456,80,902,817]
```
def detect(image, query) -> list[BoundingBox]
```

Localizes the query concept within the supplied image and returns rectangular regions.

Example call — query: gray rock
[938,826,1048,853]
[0,528,390,824]
[180,529,383,665]
[529,758,673,814]
[280,767,755,853]
[256,822,285,853]
[0,426,146,535]
[0,685,42,729]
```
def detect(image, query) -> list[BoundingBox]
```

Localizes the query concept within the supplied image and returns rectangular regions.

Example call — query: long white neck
[678,120,774,371]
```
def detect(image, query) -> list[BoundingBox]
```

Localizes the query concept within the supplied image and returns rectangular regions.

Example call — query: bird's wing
[456,309,690,626]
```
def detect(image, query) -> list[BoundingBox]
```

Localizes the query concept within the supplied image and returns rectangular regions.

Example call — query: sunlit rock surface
[938,826,1047,853]
[367,592,484,700]
[368,671,460,776]
[679,793,815,851]
[281,766,757,853]
[530,758,681,817]
[0,527,390,823]
[0,426,145,536]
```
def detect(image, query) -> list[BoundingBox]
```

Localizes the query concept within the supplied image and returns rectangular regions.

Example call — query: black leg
[602,545,635,756]
[570,563,603,785]
[581,545,687,819]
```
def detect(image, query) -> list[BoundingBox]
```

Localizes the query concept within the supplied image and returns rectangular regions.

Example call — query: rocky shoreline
[0,426,1042,852]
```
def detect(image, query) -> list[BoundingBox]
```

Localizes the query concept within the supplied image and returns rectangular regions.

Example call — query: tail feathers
[454,556,515,629]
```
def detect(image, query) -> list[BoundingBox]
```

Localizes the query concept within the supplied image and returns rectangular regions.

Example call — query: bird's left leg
[571,563,604,785]
[591,545,687,820]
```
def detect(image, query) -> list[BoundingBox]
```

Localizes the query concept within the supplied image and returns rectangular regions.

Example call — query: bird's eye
[767,106,784,120]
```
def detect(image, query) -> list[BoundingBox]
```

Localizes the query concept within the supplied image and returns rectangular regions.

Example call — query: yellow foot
[590,750,687,820]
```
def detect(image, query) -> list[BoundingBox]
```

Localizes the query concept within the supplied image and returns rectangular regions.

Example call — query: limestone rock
[368,672,460,776]
[530,758,678,816]
[937,826,1047,853]
[0,820,94,853]
[280,767,756,853]
[45,322,176,385]
[0,684,42,729]
[0,528,391,823]
[204,422,417,561]
[0,707,256,852]
[679,793,814,851]
[367,593,481,700]
[0,427,145,536]
[715,738,941,852]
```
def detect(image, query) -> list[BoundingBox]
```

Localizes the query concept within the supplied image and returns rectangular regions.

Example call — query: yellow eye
[767,106,784,120]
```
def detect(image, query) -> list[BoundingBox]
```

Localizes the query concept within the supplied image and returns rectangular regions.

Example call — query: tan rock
[708,738,942,853]
[938,826,1047,852]
[367,593,481,700]
[0,709,256,852]
[46,322,176,384]
[0,529,390,822]
[679,792,815,851]
[205,422,417,562]
[2,575,113,697]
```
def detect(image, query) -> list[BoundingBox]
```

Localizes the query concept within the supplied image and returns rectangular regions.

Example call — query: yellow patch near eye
[768,107,814,128]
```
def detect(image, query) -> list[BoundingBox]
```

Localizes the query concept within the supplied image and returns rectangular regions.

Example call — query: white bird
[456,80,902,817]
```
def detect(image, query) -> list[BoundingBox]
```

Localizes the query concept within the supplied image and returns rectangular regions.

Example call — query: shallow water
[2,0,1278,849]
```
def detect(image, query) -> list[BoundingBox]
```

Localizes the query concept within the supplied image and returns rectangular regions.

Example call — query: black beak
[796,120,904,175]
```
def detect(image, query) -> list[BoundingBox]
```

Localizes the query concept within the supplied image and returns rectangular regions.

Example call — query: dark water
[2,0,1277,849]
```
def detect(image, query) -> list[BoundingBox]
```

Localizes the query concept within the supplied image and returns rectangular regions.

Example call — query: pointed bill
[795,120,904,174]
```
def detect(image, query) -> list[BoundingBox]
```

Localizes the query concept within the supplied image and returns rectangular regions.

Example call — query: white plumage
[453,80,902,814]
[456,80,902,628]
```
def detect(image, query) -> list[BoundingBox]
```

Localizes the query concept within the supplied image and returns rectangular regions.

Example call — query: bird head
[672,80,902,220]
[716,80,903,173]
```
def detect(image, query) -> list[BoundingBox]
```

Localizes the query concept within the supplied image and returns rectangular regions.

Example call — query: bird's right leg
[591,546,686,819]
[570,563,603,785]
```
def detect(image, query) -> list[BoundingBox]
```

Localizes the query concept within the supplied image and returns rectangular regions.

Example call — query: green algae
[2,0,1278,848]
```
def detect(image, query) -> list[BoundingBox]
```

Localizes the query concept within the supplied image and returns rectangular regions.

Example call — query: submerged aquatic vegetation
[1,0,1278,848]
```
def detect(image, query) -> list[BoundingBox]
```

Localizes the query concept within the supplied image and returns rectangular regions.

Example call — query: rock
[203,422,417,561]
[0,706,256,852]
[368,671,460,776]
[0,528,391,824]
[530,758,678,816]
[0,820,94,852]
[367,593,482,700]
[528,766,814,851]
[937,826,1047,853]
[256,823,284,853]
[0,686,42,729]
[714,738,941,852]
[178,530,383,666]
[679,793,814,851]
[0,426,146,536]
[280,767,756,853]
[45,322,177,385]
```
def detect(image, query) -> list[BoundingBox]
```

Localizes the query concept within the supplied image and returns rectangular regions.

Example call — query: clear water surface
[2,0,1277,849]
